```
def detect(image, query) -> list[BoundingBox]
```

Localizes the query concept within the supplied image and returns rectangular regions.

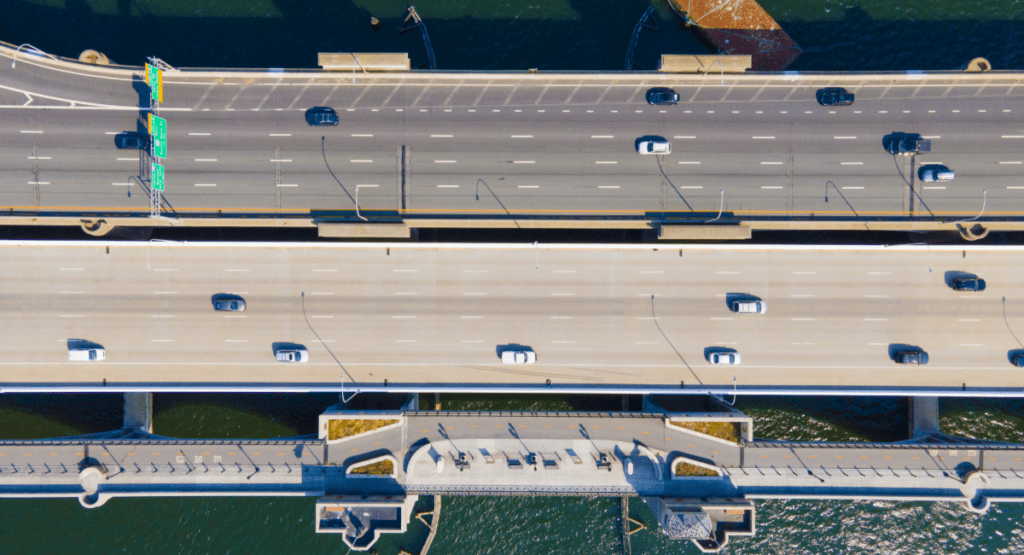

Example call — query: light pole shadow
[300,292,358,401]
[655,155,694,211]
[321,136,356,205]
[475,178,521,229]
[824,180,869,230]
[648,294,702,385]
[891,155,936,218]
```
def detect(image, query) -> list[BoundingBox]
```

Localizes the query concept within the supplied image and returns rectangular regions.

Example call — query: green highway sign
[148,114,167,158]
[152,163,165,192]
[146,63,163,103]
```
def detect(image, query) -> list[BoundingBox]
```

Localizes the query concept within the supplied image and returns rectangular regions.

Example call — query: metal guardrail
[405,411,661,418]
[0,438,323,446]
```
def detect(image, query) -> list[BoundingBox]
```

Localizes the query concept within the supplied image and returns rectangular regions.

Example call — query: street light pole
[951,188,987,225]
[354,185,368,221]
[534,241,539,271]
[707,189,724,223]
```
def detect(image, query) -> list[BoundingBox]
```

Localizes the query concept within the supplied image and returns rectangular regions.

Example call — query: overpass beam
[123,392,153,433]
[908,397,939,439]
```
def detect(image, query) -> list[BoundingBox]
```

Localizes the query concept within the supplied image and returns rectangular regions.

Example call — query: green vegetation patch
[669,420,740,444]
[328,419,399,440]
[674,462,719,477]
[349,459,395,476]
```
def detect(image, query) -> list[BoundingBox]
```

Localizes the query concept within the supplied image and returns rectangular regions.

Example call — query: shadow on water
[153,393,338,438]
[0,393,123,438]
[734,396,908,443]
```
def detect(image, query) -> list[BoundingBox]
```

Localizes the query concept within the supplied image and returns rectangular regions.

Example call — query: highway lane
[1,50,1023,219]
[2,241,1024,389]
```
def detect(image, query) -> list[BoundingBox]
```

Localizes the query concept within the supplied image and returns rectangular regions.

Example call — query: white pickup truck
[732,300,767,314]
[501,349,536,364]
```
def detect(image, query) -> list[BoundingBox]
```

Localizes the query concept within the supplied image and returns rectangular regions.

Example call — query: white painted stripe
[117,158,139,161]
[269,159,292,162]
[761,162,783,165]
[1002,135,1024,139]
[27,156,51,160]
[277,184,299,187]
[840,162,864,165]
[60,291,84,294]
[434,160,456,163]
[431,134,453,138]
[511,135,533,138]
[27,181,50,185]
[677,161,701,165]
[194,158,218,162]
[842,187,864,190]
[677,186,703,189]
[752,136,775,140]
[194,183,217,187]
[761,186,783,189]
[518,185,540,189]
[595,161,617,164]
[921,135,941,139]
[269,133,292,137]
[999,161,1022,165]
[351,134,373,137]
[598,186,620,189]
[188,132,211,136]
[436,184,459,188]
[112,182,132,186]
[674,136,696,139]
[513,161,535,164]
[833,136,857,140]
[922,186,946,190]
[20,130,43,134]
[351,159,374,163]
[591,135,614,139]
[392,316,416,319]
[59,315,83,318]
[59,268,84,271]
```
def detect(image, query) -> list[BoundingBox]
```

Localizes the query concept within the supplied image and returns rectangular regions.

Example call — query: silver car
[275,348,308,363]
[918,165,954,182]
[710,352,741,365]
[637,140,671,155]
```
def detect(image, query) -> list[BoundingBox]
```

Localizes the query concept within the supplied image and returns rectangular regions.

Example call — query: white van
[733,300,767,314]
[69,348,105,362]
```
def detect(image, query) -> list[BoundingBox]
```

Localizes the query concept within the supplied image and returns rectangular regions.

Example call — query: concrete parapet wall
[319,53,410,72]
[660,55,751,74]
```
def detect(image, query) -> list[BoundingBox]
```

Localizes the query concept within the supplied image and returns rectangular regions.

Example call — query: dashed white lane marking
[393,292,417,296]
[395,340,418,343]
[921,135,941,139]
[864,319,888,322]
[188,132,211,136]
[868,272,891,275]
[922,186,946,190]
[393,269,418,273]
[552,341,576,344]
[598,185,620,189]
[356,184,378,187]
[752,136,775,140]
[460,316,483,319]
[761,186,783,189]
[351,134,373,137]
[842,186,864,190]
[150,315,174,318]
[999,161,1022,165]
[761,162,783,165]
[224,340,247,343]
[463,292,487,296]
[20,130,43,134]
[117,158,139,161]
[112,182,133,186]
[1007,186,1024,189]
[865,295,890,298]
[960,343,984,347]
[313,269,338,272]
[518,185,540,189]
[434,160,456,163]
[637,317,658,320]
[194,158,218,162]
[27,156,50,160]
[674,136,696,139]
[710,318,733,321]
[595,161,617,164]
[392,316,416,319]
[59,268,84,271]
[639,270,664,274]
[311,315,333,319]
[959,319,981,322]
[462,340,484,343]
[791,318,816,321]
[60,291,84,294]
[225,269,250,272]
[431,134,453,138]
[591,135,614,139]
[269,159,292,162]
[790,294,814,297]
[833,136,857,140]
[551,316,573,319]
[840,162,864,165]
[551,293,575,296]
[437,184,459,188]
[1002,135,1024,139]
[678,186,702,189]
[351,159,374,163]
[511,135,533,138]
[194,183,217,187]
[152,339,175,342]
[153,291,177,295]
[269,133,291,137]
[513,160,535,164]
[677,161,701,165]
[27,181,49,185]
[310,292,335,295]
[553,270,577,273]
[793,342,815,346]
[715,271,739,274]
[793,271,816,275]
[59,315,83,318]
[277,184,298,187]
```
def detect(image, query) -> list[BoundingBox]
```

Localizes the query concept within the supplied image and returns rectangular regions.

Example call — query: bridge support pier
[123,392,153,434]
[908,397,940,439]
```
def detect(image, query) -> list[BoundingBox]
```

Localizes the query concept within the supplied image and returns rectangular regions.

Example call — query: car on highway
[884,132,930,155]
[732,300,767,314]
[305,106,339,126]
[212,297,246,312]
[69,348,105,362]
[709,352,741,365]
[1013,353,1024,367]
[501,348,536,364]
[275,348,309,363]
[646,87,680,105]
[952,276,986,291]
[918,165,955,182]
[114,132,149,150]
[894,349,929,365]
[637,139,671,155]
[816,87,855,106]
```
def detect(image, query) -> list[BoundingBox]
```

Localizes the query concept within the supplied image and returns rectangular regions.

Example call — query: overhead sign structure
[148,114,167,159]
[151,163,165,192]
[146,63,163,103]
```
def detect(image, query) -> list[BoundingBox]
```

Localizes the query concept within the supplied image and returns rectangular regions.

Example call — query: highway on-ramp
[2,241,1023,391]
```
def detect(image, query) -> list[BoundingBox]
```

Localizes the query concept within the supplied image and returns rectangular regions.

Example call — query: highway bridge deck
[2,240,1023,393]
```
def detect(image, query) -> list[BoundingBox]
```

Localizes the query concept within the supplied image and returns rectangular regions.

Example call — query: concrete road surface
[2,241,1023,390]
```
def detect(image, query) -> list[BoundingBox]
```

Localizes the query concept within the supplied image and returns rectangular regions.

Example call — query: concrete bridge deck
[0,42,1022,234]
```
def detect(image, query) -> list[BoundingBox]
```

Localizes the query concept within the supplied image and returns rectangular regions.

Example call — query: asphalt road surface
[0,49,1022,219]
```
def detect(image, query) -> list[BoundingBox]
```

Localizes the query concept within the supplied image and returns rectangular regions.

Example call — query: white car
[709,352,741,365]
[501,349,536,364]
[275,348,308,363]
[637,140,671,155]
[69,348,105,362]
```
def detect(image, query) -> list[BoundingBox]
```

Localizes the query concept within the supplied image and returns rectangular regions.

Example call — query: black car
[816,87,855,107]
[894,349,929,365]
[646,87,680,106]
[114,132,149,150]
[305,106,339,126]
[952,277,986,292]
[883,132,930,155]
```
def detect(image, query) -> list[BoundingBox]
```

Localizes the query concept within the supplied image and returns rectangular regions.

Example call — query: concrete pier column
[908,397,939,439]
[124,392,153,433]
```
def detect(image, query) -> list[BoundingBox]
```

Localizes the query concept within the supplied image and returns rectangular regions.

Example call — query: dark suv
[952,277,986,292]
[894,349,929,365]
[884,132,931,155]
[114,132,149,150]
[305,106,339,126]
[816,87,854,106]
[646,87,680,106]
